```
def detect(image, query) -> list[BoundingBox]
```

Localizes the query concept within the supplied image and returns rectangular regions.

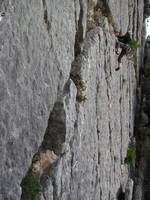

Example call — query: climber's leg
[115,49,126,71]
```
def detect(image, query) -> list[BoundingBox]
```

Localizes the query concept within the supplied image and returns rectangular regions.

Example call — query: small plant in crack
[76,95,88,103]
[128,39,142,65]
[71,60,81,65]
[124,142,136,164]
[20,169,41,200]
[70,74,86,91]
[70,74,87,103]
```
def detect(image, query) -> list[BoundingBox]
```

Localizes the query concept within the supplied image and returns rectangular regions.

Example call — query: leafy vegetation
[71,61,81,65]
[21,169,41,200]
[124,143,136,164]
[76,95,88,103]
[128,39,142,65]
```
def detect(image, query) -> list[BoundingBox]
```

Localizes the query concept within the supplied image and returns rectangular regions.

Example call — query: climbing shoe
[115,67,120,71]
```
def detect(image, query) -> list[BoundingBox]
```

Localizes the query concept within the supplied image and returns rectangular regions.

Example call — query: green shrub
[71,61,81,65]
[76,95,88,103]
[128,39,142,65]
[21,169,41,200]
[124,145,136,164]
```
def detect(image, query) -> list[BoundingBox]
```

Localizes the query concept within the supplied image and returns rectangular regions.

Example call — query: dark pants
[116,41,127,63]
[118,49,126,63]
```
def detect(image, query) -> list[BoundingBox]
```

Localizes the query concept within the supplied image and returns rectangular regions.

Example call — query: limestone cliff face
[0,0,144,200]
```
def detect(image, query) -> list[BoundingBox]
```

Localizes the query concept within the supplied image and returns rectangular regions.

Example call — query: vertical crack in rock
[95,64,101,198]
[73,0,78,29]
[70,1,88,103]
[74,0,84,57]
[119,76,123,164]
[117,186,125,200]
[42,0,51,32]
[136,0,140,39]
[128,0,133,30]
[96,78,101,165]
[108,121,112,153]
[132,0,137,36]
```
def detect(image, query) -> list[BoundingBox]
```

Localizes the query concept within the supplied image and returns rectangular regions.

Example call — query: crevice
[117,186,125,200]
[93,165,99,200]
[74,0,84,57]
[132,0,137,37]
[73,0,78,28]
[136,0,139,39]
[70,72,87,103]
[42,0,51,32]
[95,63,101,167]
[119,76,123,164]
[108,121,112,152]
[70,1,88,103]
[108,191,111,200]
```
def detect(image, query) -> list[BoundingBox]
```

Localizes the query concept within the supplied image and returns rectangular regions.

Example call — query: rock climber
[115,31,132,71]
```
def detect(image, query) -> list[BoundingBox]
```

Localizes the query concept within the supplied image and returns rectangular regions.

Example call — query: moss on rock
[21,169,41,200]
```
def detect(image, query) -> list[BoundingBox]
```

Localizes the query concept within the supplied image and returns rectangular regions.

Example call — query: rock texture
[0,0,144,200]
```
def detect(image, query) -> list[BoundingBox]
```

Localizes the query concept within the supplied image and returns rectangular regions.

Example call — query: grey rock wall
[36,26,136,200]
[0,0,144,199]
[0,0,76,199]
